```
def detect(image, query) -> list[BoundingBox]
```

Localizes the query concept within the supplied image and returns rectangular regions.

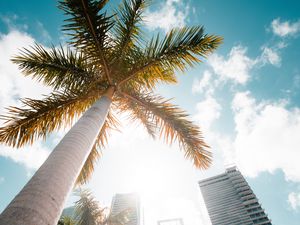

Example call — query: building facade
[199,167,272,225]
[110,193,142,225]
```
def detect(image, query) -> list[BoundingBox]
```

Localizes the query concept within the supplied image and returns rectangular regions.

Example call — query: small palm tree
[75,190,107,225]
[58,216,76,225]
[58,190,129,225]
[0,0,222,224]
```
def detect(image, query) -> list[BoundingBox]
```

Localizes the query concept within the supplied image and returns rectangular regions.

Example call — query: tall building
[199,167,272,225]
[110,193,142,225]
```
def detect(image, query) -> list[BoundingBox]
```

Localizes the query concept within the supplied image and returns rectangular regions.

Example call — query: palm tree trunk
[0,91,113,225]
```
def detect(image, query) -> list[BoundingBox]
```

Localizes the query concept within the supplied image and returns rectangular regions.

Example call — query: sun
[102,124,203,225]
[121,148,200,225]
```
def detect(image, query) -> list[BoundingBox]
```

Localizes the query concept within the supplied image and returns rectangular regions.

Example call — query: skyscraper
[110,193,142,225]
[199,167,272,225]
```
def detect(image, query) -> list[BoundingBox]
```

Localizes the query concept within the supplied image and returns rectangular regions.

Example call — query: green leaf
[112,0,147,55]
[120,90,212,169]
[0,90,100,147]
[59,0,113,81]
[12,44,96,90]
[119,26,222,86]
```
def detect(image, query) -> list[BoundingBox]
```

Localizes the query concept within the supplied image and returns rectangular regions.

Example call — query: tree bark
[0,95,112,225]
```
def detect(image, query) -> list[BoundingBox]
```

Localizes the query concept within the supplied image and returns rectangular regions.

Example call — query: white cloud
[206,44,284,86]
[0,142,50,170]
[260,46,281,66]
[207,46,256,84]
[271,18,300,37]
[193,94,236,177]
[0,29,52,169]
[193,94,235,172]
[0,15,28,31]
[231,92,300,182]
[36,21,51,42]
[293,74,300,89]
[1,15,50,43]
[192,70,212,94]
[194,95,221,131]
[288,192,300,211]
[144,0,189,32]
[0,29,51,112]
[0,177,4,183]
[277,41,288,49]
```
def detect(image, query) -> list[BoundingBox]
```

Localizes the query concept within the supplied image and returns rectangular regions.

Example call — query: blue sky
[1,0,300,224]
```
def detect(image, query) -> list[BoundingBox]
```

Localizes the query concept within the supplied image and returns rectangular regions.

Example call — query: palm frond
[58,0,113,83]
[0,90,101,148]
[105,208,131,225]
[119,26,223,85]
[118,94,156,138]
[12,44,96,90]
[74,189,130,225]
[126,65,177,90]
[58,216,76,225]
[145,26,223,70]
[115,45,177,90]
[120,91,212,168]
[113,0,147,56]
[76,113,120,185]
[75,189,106,225]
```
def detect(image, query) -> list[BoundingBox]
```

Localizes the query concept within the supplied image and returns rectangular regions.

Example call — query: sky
[0,0,300,224]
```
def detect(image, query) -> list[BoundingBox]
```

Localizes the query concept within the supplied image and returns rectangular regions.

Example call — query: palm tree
[57,189,129,225]
[73,189,130,225]
[0,0,222,224]
[75,190,106,225]
[58,216,76,225]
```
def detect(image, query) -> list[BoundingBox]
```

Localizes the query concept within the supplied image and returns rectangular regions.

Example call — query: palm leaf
[115,45,177,90]
[58,0,113,83]
[0,0,223,188]
[75,189,106,225]
[113,0,147,57]
[74,189,130,225]
[12,44,96,90]
[120,90,212,168]
[145,26,223,70]
[105,208,131,225]
[58,216,76,225]
[119,26,223,85]
[118,94,156,138]
[0,90,101,148]
[126,64,177,90]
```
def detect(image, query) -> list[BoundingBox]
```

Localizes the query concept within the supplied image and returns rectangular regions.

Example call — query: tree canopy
[0,0,223,185]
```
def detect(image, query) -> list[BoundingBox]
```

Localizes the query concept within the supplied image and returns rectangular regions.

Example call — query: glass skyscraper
[199,167,272,225]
